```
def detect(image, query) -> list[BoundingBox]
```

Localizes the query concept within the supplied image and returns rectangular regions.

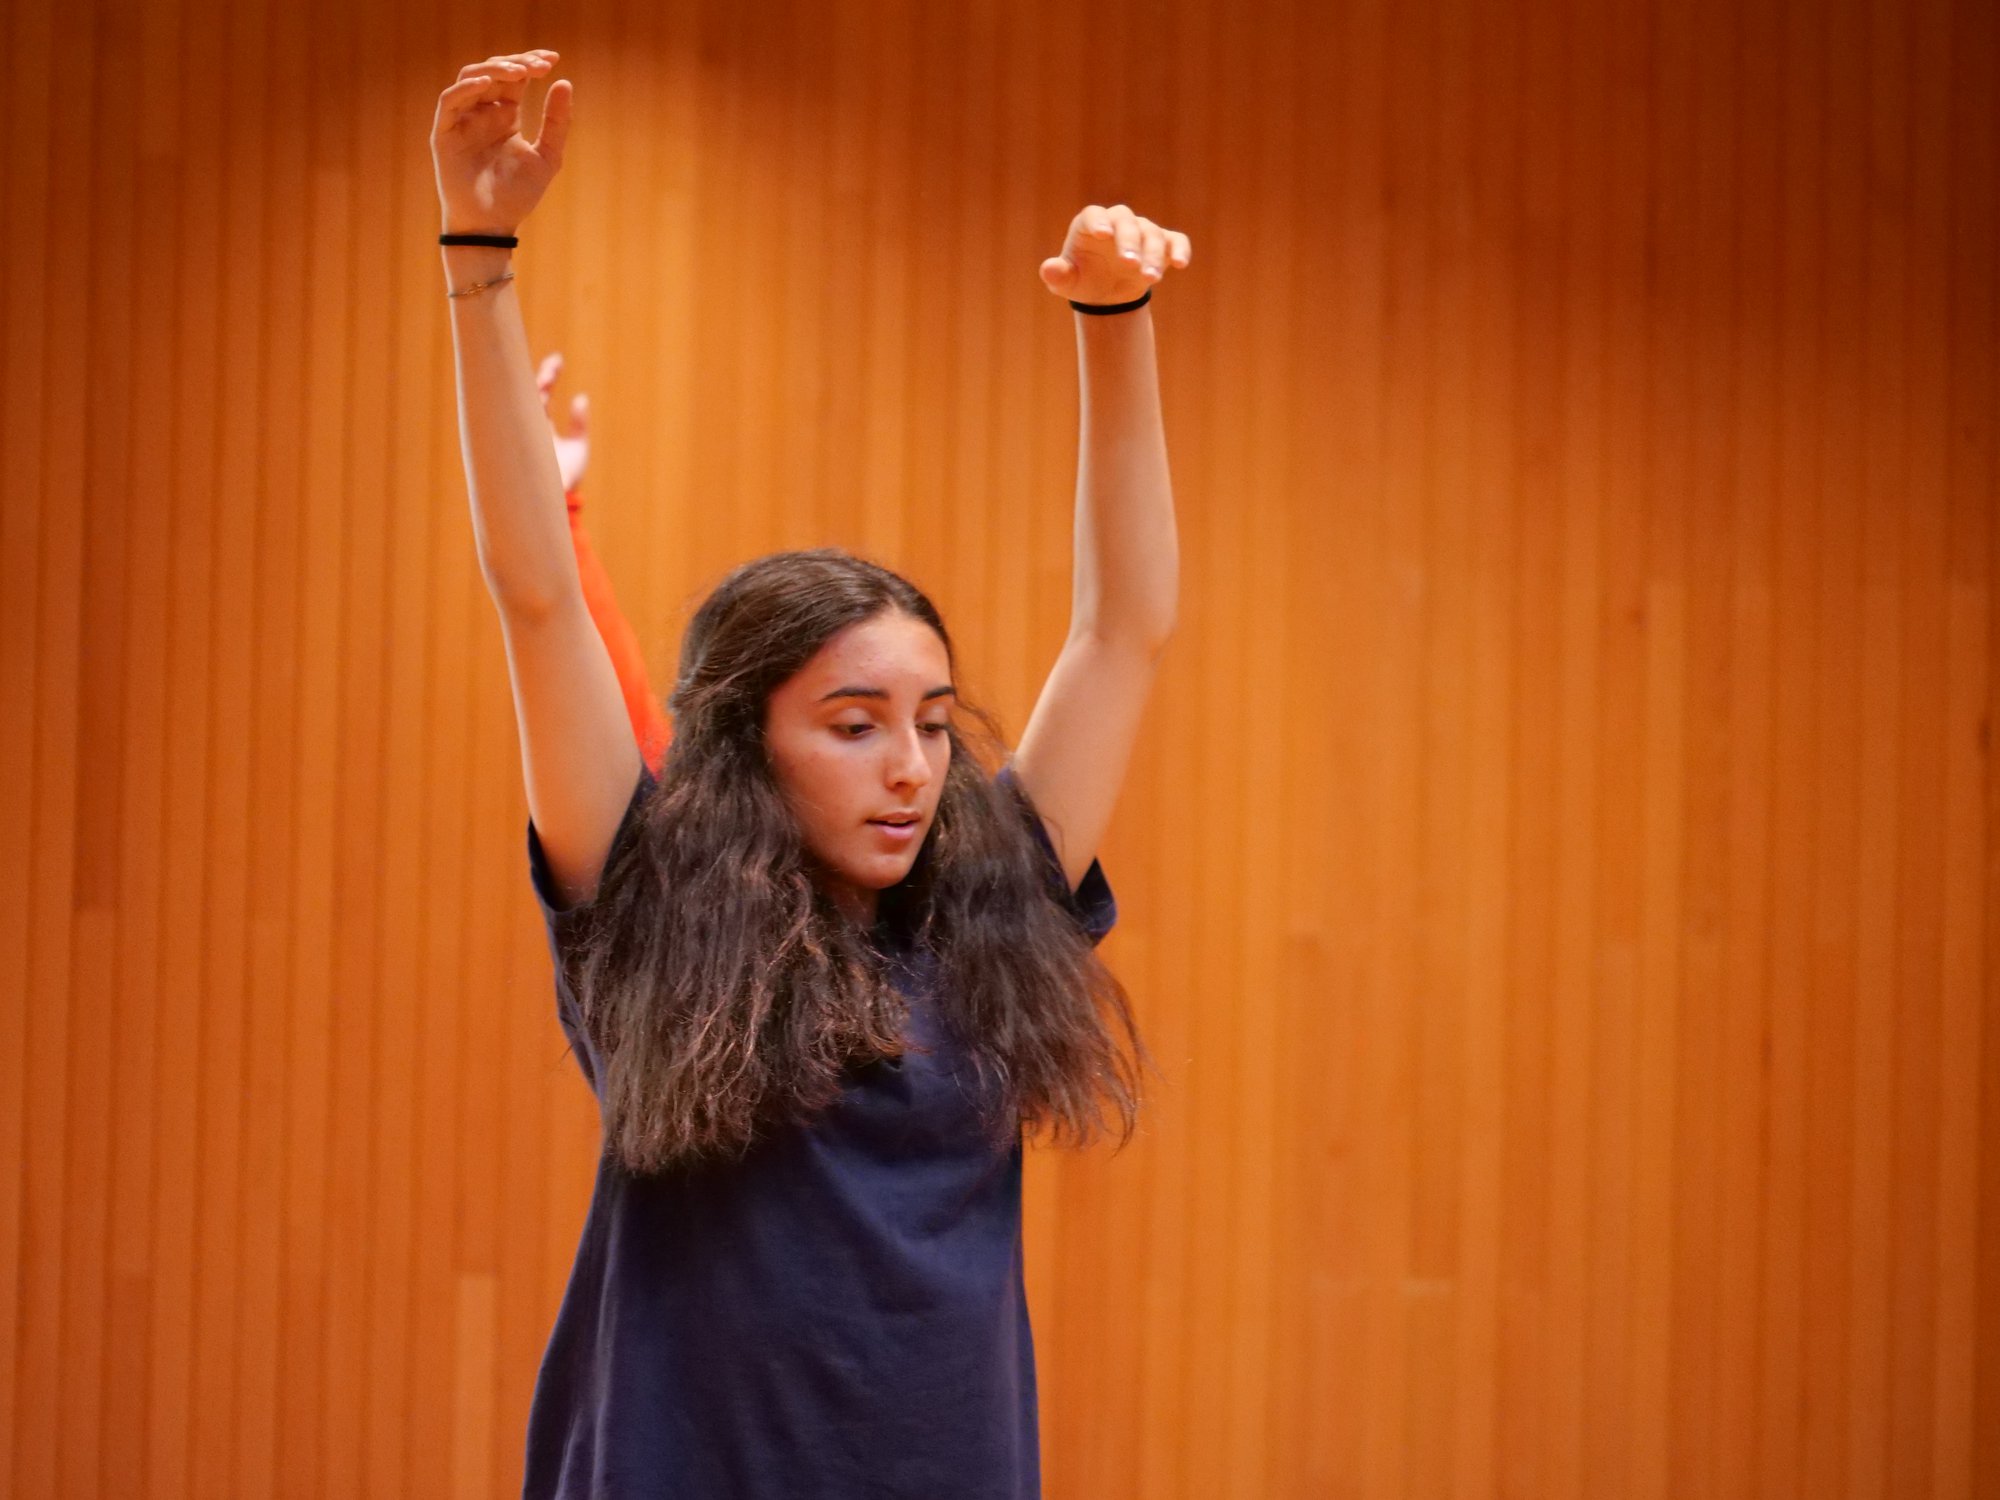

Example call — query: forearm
[443,244,581,619]
[1069,306,1179,647]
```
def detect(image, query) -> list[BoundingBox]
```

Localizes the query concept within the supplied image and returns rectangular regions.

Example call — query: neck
[818,872,878,930]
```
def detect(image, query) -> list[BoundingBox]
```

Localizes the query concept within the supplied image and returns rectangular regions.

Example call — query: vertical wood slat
[1716,0,1782,1495]
[1587,0,1651,1491]
[398,10,456,1497]
[1668,0,1716,1455]
[1364,0,1427,1492]
[1891,2,1954,1496]
[38,0,93,1492]
[1848,0,1911,1492]
[1940,11,1997,1499]
[1232,1,1295,1493]
[0,1,1993,1496]
[183,0,243,1487]
[1543,0,1607,1485]
[211,1,276,1491]
[91,2,152,1496]
[1447,0,1521,1488]
[1759,0,1825,1495]
[0,0,36,1476]
[367,0,431,1468]
[1807,6,1867,1500]
[1665,0,1736,1491]
[239,0,310,1490]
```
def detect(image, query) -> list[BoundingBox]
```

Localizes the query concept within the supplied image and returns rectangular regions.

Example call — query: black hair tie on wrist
[1069,289,1152,315]
[439,232,520,248]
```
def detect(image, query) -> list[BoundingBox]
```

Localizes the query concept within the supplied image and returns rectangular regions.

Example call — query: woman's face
[762,610,955,925]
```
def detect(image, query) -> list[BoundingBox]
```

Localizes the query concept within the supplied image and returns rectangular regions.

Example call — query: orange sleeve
[568,487,672,773]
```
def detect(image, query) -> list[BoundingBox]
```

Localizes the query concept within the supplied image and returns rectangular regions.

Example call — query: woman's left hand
[1039,204,1192,307]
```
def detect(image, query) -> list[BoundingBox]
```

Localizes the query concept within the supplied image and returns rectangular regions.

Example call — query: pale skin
[432,50,1186,921]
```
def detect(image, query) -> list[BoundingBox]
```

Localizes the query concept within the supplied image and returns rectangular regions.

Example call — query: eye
[834,721,949,738]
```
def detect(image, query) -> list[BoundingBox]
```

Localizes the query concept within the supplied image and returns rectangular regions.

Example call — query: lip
[868,818,922,843]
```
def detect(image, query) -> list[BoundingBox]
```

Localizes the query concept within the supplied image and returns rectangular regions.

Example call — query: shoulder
[528,763,657,928]
[993,762,1118,946]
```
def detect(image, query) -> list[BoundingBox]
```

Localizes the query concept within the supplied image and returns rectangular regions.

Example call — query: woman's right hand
[430,50,571,235]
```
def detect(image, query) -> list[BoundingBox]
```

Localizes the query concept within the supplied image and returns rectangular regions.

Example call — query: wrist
[439,214,519,237]
[439,240,513,284]
[1069,288,1153,317]
[1075,301,1153,340]
[439,224,518,265]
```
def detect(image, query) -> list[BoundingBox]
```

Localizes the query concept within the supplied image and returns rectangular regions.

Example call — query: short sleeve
[526,766,657,942]
[994,764,1118,947]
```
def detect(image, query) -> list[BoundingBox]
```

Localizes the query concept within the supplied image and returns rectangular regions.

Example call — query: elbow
[1074,616,1177,662]
[1137,614,1177,659]
[482,565,575,628]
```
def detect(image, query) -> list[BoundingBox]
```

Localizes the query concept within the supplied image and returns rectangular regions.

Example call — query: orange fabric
[568,487,672,773]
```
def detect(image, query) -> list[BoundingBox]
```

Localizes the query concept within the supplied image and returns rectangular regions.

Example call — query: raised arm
[432,50,642,906]
[1011,205,1190,891]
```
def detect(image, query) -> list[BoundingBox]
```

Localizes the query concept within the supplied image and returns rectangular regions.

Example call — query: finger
[1140,222,1167,279]
[1168,230,1192,268]
[456,54,543,120]
[1039,255,1078,292]
[534,78,572,170]
[438,72,496,108]
[571,392,590,429]
[1110,204,1142,266]
[435,74,500,131]
[455,60,525,92]
[1079,204,1113,240]
[459,51,554,82]
[437,77,520,147]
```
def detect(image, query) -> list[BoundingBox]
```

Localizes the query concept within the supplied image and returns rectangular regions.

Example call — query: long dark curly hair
[563,547,1154,1175]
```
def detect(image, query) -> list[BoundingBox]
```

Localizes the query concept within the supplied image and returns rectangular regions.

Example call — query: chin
[869,848,926,883]
[864,856,918,886]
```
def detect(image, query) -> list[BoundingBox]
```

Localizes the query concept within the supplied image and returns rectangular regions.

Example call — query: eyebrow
[816,685,958,704]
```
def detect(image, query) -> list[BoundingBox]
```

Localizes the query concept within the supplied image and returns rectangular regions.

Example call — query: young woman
[431,47,1189,1500]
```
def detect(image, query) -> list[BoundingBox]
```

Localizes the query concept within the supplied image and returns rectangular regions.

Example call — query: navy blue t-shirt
[520,764,1116,1500]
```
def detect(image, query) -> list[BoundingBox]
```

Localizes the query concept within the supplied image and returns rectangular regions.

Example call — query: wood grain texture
[0,0,1993,1495]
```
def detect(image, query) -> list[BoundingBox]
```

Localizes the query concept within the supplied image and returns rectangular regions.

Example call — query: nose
[885,723,933,790]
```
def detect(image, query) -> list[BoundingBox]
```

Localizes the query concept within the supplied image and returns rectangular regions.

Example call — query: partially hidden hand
[1039,204,1192,308]
[537,352,590,493]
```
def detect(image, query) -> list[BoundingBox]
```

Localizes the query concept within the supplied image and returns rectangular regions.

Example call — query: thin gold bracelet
[447,270,516,300]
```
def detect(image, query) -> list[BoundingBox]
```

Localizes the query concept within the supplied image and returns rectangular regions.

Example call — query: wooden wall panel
[1,0,1994,1496]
